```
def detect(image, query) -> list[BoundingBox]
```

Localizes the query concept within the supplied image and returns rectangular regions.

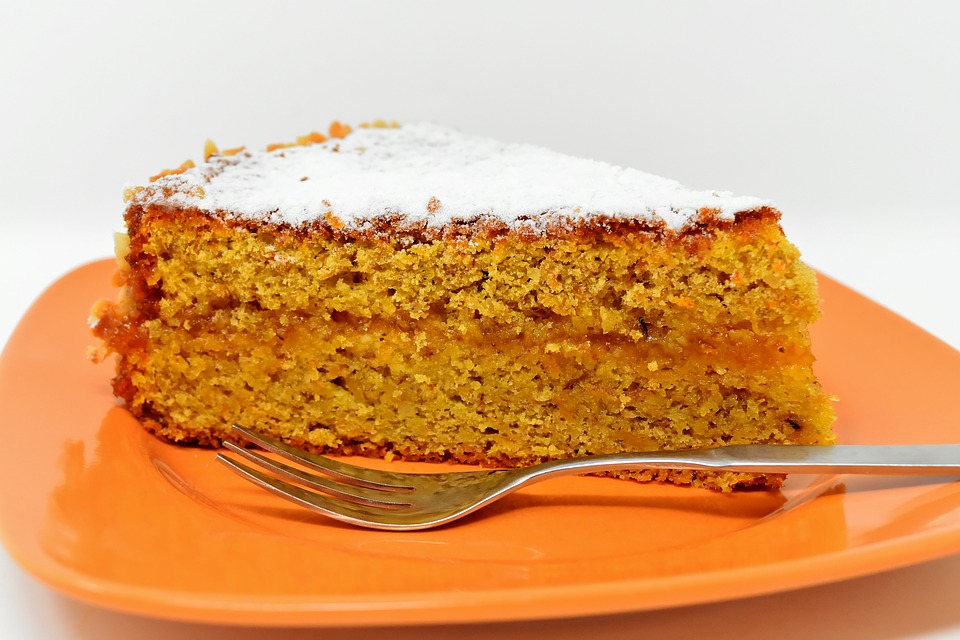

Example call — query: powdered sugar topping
[133,123,771,231]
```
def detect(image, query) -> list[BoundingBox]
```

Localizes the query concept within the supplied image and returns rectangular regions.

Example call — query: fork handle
[528,444,960,479]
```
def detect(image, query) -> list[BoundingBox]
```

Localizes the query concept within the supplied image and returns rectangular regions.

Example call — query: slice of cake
[91,121,835,491]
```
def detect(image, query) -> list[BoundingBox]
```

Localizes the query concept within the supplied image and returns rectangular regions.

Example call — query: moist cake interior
[92,122,835,491]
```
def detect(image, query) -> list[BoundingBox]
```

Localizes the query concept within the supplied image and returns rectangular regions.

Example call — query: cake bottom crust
[139,416,784,492]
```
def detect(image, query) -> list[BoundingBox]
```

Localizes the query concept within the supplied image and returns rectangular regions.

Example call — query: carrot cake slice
[91,121,835,491]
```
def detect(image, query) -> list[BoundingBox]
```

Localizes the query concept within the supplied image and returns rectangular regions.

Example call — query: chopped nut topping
[329,121,352,139]
[123,185,145,202]
[359,120,401,129]
[146,121,373,185]
[149,160,196,183]
[296,131,328,146]
[204,139,219,161]
[264,121,359,152]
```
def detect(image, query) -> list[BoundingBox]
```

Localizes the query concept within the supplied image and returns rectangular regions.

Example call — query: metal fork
[216,425,960,531]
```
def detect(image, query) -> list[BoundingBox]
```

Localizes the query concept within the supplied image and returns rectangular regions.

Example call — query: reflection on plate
[0,260,958,626]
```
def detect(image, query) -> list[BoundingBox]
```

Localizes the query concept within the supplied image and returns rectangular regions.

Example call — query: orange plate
[0,260,959,627]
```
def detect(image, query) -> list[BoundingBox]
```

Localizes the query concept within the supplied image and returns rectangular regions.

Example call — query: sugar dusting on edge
[130,123,772,232]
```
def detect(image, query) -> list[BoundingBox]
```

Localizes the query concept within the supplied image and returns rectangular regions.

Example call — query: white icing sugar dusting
[135,123,771,231]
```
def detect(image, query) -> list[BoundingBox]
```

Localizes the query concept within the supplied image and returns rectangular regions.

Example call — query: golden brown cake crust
[124,200,781,247]
[137,413,784,490]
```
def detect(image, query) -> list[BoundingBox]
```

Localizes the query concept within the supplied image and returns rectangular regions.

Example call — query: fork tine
[217,454,414,529]
[220,442,412,510]
[229,425,414,492]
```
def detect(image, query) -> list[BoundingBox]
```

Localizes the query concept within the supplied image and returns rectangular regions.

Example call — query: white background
[1,1,958,638]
